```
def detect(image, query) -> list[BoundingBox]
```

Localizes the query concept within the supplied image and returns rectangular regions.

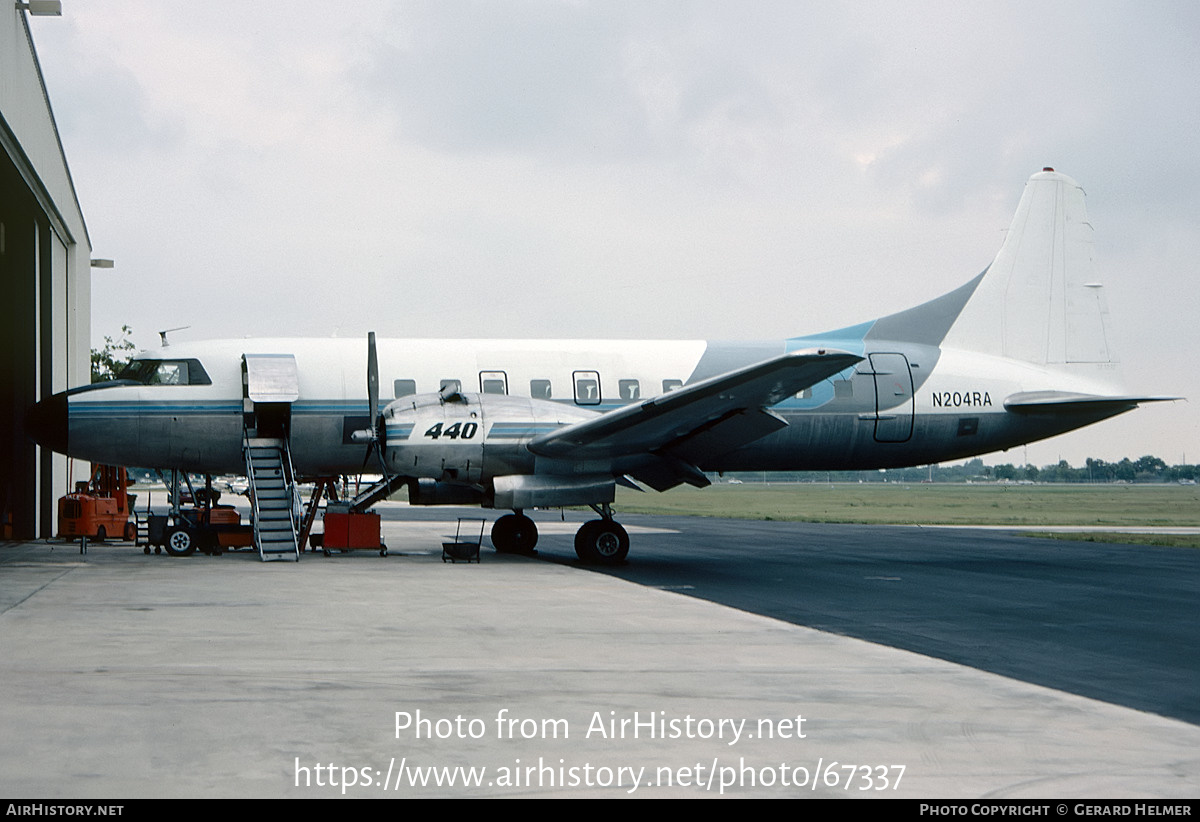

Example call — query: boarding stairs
[244,435,300,562]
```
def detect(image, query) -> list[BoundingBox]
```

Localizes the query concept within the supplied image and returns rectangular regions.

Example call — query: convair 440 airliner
[26,170,1171,563]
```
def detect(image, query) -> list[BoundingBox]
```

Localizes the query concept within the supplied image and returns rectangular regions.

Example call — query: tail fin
[941,169,1116,366]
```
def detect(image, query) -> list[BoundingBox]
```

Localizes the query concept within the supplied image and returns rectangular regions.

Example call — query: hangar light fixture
[16,1,61,15]
[90,259,114,269]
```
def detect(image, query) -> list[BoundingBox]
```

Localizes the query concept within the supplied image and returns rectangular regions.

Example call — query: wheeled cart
[320,503,387,556]
[442,518,485,563]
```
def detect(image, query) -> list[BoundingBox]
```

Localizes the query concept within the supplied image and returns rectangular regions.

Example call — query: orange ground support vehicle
[145,483,256,556]
[57,464,137,541]
[172,499,255,554]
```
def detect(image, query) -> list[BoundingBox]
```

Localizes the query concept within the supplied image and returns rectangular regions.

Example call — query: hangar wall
[1,7,91,538]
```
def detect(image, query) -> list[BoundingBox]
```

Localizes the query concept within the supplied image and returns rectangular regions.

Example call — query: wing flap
[665,407,789,465]
[528,348,860,461]
[627,455,712,492]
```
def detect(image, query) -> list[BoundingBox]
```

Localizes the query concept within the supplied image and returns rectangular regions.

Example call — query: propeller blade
[367,331,379,431]
[361,331,390,475]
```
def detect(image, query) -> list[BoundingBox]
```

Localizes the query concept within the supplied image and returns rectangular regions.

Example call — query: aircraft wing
[527,349,861,487]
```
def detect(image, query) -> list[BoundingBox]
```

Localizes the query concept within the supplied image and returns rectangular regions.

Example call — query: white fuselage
[61,334,1129,478]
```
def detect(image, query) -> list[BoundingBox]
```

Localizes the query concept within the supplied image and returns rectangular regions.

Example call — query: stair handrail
[242,428,264,557]
[279,435,300,557]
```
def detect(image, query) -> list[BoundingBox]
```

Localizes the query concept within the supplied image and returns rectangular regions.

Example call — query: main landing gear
[491,511,539,555]
[489,504,630,565]
[574,503,628,565]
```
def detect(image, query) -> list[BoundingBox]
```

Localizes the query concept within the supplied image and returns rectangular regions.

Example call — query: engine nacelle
[382,392,486,482]
[407,478,486,506]
[381,391,596,486]
[492,474,615,510]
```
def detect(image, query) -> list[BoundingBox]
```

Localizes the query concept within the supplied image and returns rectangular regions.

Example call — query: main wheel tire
[491,514,538,554]
[163,526,196,557]
[574,519,629,564]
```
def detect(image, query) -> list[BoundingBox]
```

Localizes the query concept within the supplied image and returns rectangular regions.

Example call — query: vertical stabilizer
[942,170,1116,366]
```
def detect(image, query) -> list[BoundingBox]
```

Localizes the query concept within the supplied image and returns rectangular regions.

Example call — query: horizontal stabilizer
[1004,391,1180,415]
[529,348,861,460]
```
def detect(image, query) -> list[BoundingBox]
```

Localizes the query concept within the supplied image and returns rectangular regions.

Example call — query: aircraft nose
[25,392,68,455]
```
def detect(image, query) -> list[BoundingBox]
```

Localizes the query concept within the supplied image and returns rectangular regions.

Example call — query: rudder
[941,169,1116,367]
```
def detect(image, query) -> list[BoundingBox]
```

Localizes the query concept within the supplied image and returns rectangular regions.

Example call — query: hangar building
[1,6,91,539]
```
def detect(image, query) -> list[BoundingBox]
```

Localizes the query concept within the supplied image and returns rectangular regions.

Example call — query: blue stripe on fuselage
[70,402,242,417]
[780,321,871,409]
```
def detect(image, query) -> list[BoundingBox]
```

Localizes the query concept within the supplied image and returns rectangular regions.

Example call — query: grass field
[614,482,1200,529]
[1022,532,1200,548]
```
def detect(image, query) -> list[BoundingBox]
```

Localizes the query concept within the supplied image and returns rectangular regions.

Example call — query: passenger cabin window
[393,379,416,398]
[618,379,640,401]
[440,379,462,394]
[530,379,552,399]
[118,358,212,386]
[662,379,683,392]
[573,371,601,406]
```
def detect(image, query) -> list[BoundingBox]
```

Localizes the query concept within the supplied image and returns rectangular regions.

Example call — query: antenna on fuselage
[158,326,190,347]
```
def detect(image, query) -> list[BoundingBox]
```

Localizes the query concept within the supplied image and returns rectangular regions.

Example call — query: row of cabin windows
[393,375,686,404]
[121,360,814,402]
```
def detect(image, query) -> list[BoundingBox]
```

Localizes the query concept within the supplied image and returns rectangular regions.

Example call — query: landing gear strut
[574,503,629,564]
[491,511,538,554]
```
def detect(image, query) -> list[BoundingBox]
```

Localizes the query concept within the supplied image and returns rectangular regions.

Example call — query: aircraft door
[869,353,914,443]
[242,354,299,439]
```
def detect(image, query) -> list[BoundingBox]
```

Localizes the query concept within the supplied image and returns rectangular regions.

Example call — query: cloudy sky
[29,1,1199,466]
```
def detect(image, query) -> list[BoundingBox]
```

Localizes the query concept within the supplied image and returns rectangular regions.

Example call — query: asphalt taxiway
[1,506,1197,798]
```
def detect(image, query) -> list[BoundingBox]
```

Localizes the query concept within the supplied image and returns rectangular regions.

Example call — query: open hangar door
[0,151,53,539]
[1,8,94,540]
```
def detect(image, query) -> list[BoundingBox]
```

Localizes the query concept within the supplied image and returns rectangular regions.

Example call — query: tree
[1134,455,1167,479]
[91,325,136,383]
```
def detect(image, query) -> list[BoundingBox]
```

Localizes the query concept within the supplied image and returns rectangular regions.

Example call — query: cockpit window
[118,358,213,386]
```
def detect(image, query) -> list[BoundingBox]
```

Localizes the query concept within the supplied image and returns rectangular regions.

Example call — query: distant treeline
[724,456,1198,484]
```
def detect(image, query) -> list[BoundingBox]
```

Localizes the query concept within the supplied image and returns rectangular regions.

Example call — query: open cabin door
[242,353,299,438]
[869,352,914,443]
[241,353,302,561]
